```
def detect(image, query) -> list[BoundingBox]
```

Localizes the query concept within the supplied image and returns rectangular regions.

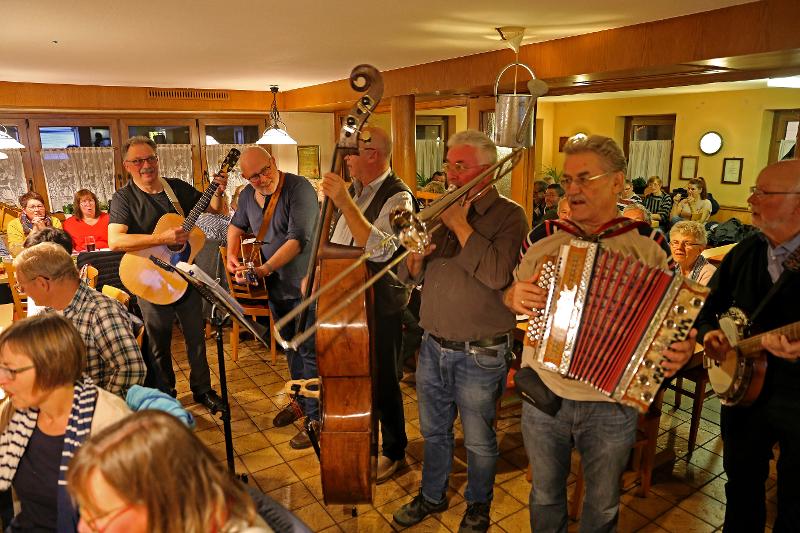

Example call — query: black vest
[356,173,418,316]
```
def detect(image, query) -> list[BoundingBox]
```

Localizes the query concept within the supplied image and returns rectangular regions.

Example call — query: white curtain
[206,144,254,199]
[415,140,445,183]
[0,149,28,206]
[779,139,796,160]
[40,147,115,212]
[157,144,194,185]
[627,140,672,184]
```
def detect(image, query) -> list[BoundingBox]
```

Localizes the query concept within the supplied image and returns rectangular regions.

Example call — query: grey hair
[563,134,627,175]
[447,129,498,166]
[14,242,80,283]
[122,136,157,160]
[621,202,652,225]
[670,220,708,246]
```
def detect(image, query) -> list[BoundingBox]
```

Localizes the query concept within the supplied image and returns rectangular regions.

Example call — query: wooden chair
[666,350,714,456]
[82,265,99,288]
[218,247,276,363]
[5,263,27,320]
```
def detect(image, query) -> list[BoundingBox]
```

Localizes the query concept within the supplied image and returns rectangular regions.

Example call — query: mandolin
[705,306,800,406]
[119,148,240,305]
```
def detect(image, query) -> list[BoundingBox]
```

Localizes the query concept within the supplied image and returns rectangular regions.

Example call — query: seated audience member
[68,410,284,533]
[0,313,131,532]
[62,189,109,252]
[671,178,712,225]
[531,180,548,227]
[197,193,231,245]
[622,202,653,226]
[669,220,716,285]
[23,226,73,254]
[6,191,63,255]
[641,176,673,229]
[618,176,642,207]
[557,197,571,220]
[420,170,447,193]
[543,183,565,220]
[696,177,720,215]
[13,243,146,397]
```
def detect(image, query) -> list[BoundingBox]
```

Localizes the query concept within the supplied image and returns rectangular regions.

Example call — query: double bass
[285,65,384,505]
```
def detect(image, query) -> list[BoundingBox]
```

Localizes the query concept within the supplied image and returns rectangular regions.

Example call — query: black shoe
[458,502,491,533]
[193,390,227,414]
[393,492,448,527]
[273,401,303,427]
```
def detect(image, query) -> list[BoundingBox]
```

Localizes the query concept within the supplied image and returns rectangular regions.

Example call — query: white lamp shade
[0,151,7,160]
[257,127,297,145]
[205,135,219,145]
[0,131,24,150]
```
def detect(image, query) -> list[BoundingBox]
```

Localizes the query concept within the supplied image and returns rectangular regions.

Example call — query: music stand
[150,257,270,478]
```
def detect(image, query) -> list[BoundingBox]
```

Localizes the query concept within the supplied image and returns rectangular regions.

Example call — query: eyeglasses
[749,186,800,198]
[124,155,158,167]
[13,275,49,294]
[560,172,609,188]
[26,204,45,211]
[442,162,486,174]
[81,503,135,533]
[670,240,702,249]
[0,364,34,381]
[244,165,270,181]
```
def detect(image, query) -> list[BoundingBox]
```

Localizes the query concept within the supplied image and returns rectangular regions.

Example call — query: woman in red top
[62,189,109,252]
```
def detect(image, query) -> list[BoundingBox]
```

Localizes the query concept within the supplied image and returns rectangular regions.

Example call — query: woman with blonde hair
[0,313,130,531]
[670,178,713,225]
[68,410,278,533]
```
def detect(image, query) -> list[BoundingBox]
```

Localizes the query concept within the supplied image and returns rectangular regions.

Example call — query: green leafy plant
[99,201,109,212]
[540,166,562,183]
[416,172,428,189]
[63,203,74,215]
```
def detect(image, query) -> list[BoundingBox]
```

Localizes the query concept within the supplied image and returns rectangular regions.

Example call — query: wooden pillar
[390,95,416,192]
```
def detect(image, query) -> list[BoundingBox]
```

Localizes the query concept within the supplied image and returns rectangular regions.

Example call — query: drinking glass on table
[84,235,96,252]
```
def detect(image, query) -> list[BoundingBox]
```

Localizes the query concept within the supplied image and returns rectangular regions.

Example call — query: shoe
[393,492,448,527]
[273,401,303,427]
[193,390,227,414]
[289,429,312,450]
[458,502,491,533]
[376,455,404,484]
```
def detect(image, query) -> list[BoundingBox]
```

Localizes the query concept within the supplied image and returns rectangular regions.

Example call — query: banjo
[705,307,800,406]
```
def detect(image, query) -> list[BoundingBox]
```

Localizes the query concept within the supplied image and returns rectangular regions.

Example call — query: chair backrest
[218,246,269,302]
[102,284,131,307]
[80,264,99,289]
[4,263,27,320]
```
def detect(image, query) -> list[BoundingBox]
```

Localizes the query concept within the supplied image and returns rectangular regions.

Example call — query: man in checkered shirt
[12,242,146,397]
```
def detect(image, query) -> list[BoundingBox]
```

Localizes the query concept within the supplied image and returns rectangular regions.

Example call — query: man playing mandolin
[108,136,228,413]
[226,146,320,449]
[695,159,800,532]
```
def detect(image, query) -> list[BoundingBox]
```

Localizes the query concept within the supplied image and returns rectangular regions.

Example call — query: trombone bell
[390,207,430,254]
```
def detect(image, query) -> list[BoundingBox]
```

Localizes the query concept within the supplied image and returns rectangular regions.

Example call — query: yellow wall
[416,106,468,133]
[272,112,335,176]
[545,87,800,207]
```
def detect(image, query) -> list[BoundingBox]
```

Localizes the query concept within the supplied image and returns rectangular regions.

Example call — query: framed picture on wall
[297,145,321,179]
[680,156,698,180]
[722,157,744,184]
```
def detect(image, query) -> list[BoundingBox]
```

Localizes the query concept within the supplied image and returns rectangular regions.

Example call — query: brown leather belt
[429,333,510,355]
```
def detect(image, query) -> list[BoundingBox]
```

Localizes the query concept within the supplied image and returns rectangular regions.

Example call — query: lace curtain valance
[0,149,28,206]
[156,144,194,185]
[205,144,254,199]
[40,147,115,212]
[628,140,673,185]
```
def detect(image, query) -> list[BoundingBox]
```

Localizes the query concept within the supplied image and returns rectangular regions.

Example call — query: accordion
[525,239,709,412]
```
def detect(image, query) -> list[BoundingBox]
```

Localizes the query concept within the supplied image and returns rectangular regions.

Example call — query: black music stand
[150,257,270,478]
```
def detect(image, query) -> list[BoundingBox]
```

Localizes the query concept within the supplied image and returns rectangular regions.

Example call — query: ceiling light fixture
[256,86,297,145]
[0,126,25,150]
[205,135,219,145]
[767,76,800,88]
[0,152,7,160]
[496,26,525,54]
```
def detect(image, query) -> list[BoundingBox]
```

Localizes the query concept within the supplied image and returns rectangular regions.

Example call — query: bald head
[361,126,392,160]
[749,159,800,245]
[240,145,272,167]
[346,126,391,184]
[239,146,280,195]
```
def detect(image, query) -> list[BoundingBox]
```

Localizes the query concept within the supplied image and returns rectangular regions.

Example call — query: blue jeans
[522,399,638,533]
[416,333,509,504]
[269,298,319,421]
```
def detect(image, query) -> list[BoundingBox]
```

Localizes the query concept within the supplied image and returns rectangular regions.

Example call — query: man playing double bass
[320,126,413,483]
[226,146,320,450]
[695,159,800,532]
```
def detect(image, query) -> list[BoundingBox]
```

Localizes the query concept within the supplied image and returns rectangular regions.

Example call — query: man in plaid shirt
[12,243,146,397]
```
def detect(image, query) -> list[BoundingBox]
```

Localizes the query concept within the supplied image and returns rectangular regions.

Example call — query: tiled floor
[173,334,778,532]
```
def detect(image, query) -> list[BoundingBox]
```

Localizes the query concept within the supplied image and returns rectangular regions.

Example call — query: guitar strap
[749,242,800,325]
[248,172,286,262]
[159,178,185,217]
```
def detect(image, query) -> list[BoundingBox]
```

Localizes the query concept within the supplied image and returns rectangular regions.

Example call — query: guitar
[119,148,240,305]
[238,234,268,293]
[705,306,800,406]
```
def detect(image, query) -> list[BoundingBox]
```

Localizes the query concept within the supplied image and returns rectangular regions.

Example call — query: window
[769,110,799,163]
[624,115,676,189]
[39,126,111,148]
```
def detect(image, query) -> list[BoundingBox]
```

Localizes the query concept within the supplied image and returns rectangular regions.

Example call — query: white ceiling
[1,0,754,92]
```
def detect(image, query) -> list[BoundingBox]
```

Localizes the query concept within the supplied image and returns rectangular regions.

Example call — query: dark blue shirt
[230,173,319,301]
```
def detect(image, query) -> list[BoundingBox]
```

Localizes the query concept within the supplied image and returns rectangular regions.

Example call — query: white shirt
[330,169,414,262]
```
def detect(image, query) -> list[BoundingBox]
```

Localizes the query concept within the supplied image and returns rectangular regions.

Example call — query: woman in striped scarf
[0,313,130,532]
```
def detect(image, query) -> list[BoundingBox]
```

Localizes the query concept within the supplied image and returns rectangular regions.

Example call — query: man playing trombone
[320,126,414,483]
[393,130,529,532]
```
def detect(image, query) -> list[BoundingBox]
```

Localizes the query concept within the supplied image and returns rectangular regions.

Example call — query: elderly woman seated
[0,313,130,531]
[669,220,716,285]
[68,410,287,533]
[6,191,63,256]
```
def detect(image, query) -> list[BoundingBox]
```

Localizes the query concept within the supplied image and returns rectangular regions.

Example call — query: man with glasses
[393,130,528,531]
[695,159,800,532]
[505,134,696,532]
[12,242,146,397]
[108,136,228,413]
[226,146,320,449]
[321,126,414,482]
